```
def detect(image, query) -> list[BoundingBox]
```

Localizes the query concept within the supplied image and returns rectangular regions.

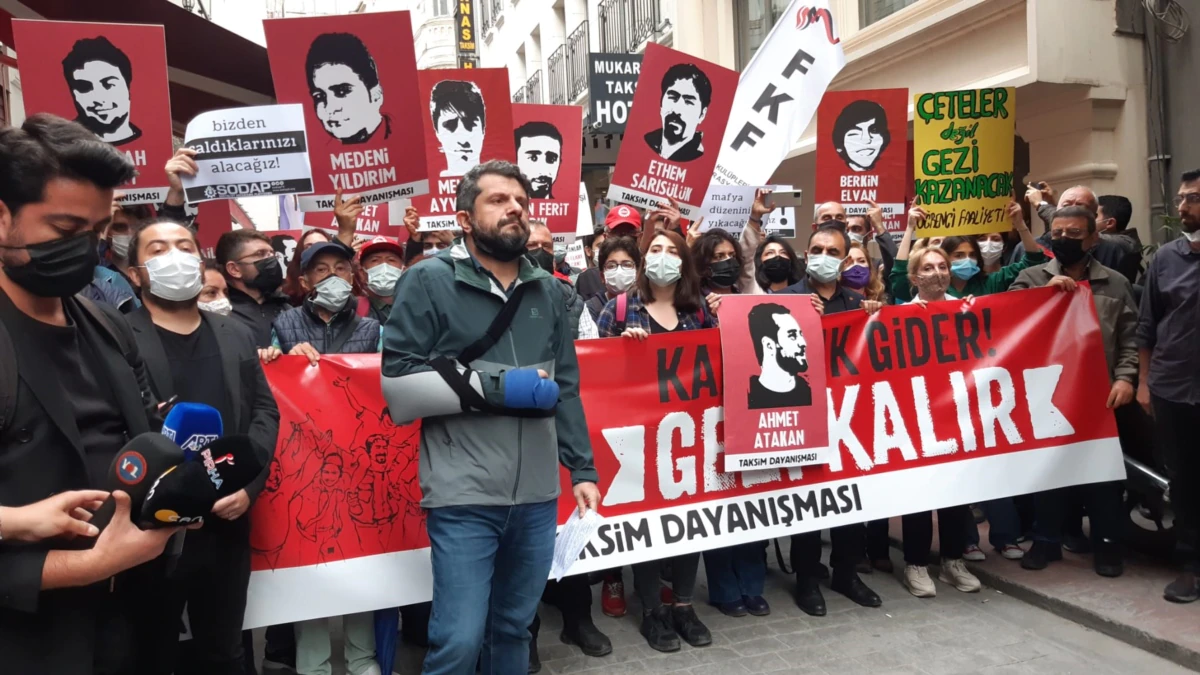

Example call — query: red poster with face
[264,11,429,212]
[816,89,909,232]
[412,68,516,231]
[608,43,738,220]
[12,20,174,206]
[719,295,830,471]
[513,103,583,235]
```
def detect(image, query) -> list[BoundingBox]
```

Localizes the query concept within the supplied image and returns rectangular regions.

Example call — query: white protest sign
[576,182,593,236]
[564,240,588,270]
[699,185,758,234]
[182,104,314,204]
[765,184,798,238]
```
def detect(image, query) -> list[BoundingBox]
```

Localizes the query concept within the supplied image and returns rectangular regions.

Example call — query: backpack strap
[614,292,628,334]
[0,319,16,434]
[75,295,136,358]
[327,313,363,354]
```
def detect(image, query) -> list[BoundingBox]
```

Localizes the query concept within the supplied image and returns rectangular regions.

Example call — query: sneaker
[903,565,936,598]
[743,595,771,617]
[670,605,712,647]
[939,558,981,593]
[561,620,612,657]
[998,544,1025,560]
[1020,541,1063,571]
[1063,531,1092,554]
[963,544,986,562]
[601,579,626,617]
[640,607,681,653]
[1164,572,1200,603]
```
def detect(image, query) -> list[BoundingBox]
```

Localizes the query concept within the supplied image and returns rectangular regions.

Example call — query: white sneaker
[904,565,937,598]
[940,558,982,592]
[998,544,1025,560]
[963,544,986,561]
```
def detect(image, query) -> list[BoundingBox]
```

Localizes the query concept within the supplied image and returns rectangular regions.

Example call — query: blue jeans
[965,498,1022,550]
[422,500,557,675]
[703,542,767,605]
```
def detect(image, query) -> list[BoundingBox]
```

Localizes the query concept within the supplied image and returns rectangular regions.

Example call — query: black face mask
[709,257,739,288]
[247,256,284,293]
[761,256,793,284]
[526,248,554,273]
[1,232,99,298]
[1050,237,1088,267]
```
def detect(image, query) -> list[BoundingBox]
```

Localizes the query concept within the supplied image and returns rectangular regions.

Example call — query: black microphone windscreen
[196,435,266,497]
[140,461,218,528]
[93,433,186,531]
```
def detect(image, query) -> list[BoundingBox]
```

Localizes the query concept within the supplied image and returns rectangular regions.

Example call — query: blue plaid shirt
[596,292,718,337]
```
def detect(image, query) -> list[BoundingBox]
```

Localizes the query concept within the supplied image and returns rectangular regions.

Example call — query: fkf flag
[712,2,845,187]
[264,11,430,211]
[12,20,175,205]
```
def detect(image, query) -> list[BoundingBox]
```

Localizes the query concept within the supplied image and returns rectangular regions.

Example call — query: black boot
[1165,572,1200,603]
[1020,541,1063,570]
[794,576,826,616]
[640,606,681,653]
[561,619,612,657]
[671,605,712,647]
[1094,538,1124,578]
[831,571,882,608]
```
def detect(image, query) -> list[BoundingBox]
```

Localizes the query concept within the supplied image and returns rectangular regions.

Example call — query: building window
[734,0,790,70]
[429,0,453,16]
[860,0,920,28]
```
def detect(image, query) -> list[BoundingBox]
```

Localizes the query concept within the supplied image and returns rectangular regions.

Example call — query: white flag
[712,1,845,187]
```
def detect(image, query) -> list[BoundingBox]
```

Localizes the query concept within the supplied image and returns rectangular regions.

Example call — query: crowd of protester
[2,112,1200,675]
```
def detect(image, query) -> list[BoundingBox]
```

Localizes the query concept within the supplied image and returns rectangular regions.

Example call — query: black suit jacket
[125,308,280,503]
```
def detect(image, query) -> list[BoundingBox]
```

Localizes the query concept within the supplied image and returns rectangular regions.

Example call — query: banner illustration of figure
[430,80,486,176]
[306,32,389,145]
[746,302,812,409]
[832,100,890,173]
[63,36,141,146]
[644,63,711,162]
[515,121,562,199]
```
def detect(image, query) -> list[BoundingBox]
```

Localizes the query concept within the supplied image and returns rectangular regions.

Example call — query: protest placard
[913,87,1016,237]
[302,202,398,239]
[575,182,593,236]
[181,104,314,204]
[817,89,909,233]
[698,185,796,237]
[588,53,642,134]
[264,11,429,211]
[13,20,175,205]
[608,43,739,219]
[514,104,583,235]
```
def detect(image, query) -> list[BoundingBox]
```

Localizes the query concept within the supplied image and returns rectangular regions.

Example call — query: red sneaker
[660,584,674,605]
[601,579,627,617]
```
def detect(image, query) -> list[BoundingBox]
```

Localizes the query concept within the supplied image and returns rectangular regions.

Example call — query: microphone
[162,402,224,460]
[139,435,265,528]
[196,435,266,497]
[92,433,186,532]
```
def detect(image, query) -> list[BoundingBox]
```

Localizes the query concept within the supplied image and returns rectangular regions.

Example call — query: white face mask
[979,240,1005,264]
[849,232,865,244]
[1184,229,1200,243]
[109,234,131,260]
[143,249,203,301]
[366,263,403,297]
[311,275,354,312]
[643,252,682,287]
[198,297,232,316]
[603,266,637,294]
[806,253,844,284]
[593,248,602,268]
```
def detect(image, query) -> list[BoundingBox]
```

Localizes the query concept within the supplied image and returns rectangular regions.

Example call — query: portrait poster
[412,68,516,231]
[608,43,739,219]
[912,87,1016,237]
[255,230,301,285]
[264,11,429,211]
[816,89,909,231]
[719,295,831,471]
[513,103,583,235]
[12,20,174,205]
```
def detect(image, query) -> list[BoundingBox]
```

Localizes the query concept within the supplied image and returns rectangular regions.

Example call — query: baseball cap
[359,239,405,263]
[605,204,642,231]
[301,241,354,271]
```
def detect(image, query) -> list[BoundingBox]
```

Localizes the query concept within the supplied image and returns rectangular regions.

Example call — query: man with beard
[515,121,562,199]
[215,230,291,350]
[382,160,600,675]
[1138,168,1200,603]
[430,80,486,177]
[122,219,279,675]
[644,63,711,163]
[746,303,811,409]
[306,33,389,145]
[62,37,141,146]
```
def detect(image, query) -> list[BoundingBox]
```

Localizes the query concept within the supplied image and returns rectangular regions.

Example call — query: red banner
[13,20,174,205]
[719,295,830,471]
[263,11,429,211]
[608,43,739,219]
[245,287,1124,628]
[816,88,909,232]
[413,68,516,232]
[513,103,583,235]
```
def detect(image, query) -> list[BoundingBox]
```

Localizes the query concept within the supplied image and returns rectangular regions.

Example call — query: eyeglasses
[603,261,637,272]
[236,249,274,264]
[1174,194,1200,208]
[309,262,353,276]
[422,242,451,252]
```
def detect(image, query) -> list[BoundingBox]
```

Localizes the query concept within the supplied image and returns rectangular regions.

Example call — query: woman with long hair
[754,235,804,293]
[840,242,886,302]
[692,228,746,318]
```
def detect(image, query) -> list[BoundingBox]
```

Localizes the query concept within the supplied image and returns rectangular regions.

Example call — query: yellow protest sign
[912,87,1015,237]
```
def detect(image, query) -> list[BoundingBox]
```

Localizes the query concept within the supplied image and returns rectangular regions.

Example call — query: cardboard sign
[817,89,909,232]
[713,0,845,187]
[720,295,830,470]
[912,87,1016,237]
[264,11,429,211]
[12,20,174,205]
[608,43,739,219]
[413,68,516,231]
[513,103,583,235]
[182,104,314,204]
[245,287,1123,627]
[588,53,642,134]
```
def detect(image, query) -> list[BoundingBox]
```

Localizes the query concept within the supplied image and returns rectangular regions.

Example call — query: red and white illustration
[513,103,583,235]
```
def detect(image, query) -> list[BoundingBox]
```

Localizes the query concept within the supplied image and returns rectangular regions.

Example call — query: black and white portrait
[747,303,812,410]
[514,121,562,199]
[271,235,297,273]
[62,36,141,146]
[430,80,486,177]
[832,100,890,172]
[643,63,711,163]
[306,33,389,145]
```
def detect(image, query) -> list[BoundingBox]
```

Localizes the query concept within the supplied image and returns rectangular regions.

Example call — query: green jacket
[381,243,597,509]
[890,249,1048,302]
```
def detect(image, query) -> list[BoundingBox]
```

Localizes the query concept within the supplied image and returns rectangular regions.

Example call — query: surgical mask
[1184,229,1200,243]
[761,257,792,284]
[841,264,871,290]
[979,240,1004,264]
[143,249,204,301]
[366,263,402,297]
[0,232,99,298]
[849,232,865,244]
[1050,237,1088,266]
[806,253,843,284]
[198,297,232,316]
[311,275,353,312]
[109,233,131,260]
[604,266,637,294]
[644,252,682,287]
[950,258,980,281]
[592,249,602,268]
[247,256,284,294]
[708,258,739,288]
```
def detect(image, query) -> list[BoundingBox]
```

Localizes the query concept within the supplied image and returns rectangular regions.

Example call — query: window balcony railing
[525,69,543,105]
[480,0,503,35]
[545,21,591,105]
[513,85,527,104]
[598,0,664,54]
